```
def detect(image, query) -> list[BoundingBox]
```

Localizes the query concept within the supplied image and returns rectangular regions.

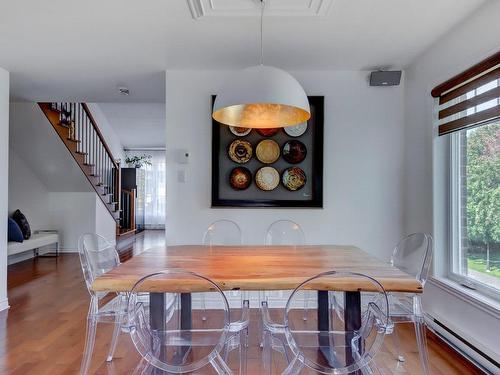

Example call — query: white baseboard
[425,313,499,374]
[58,248,78,253]
[7,245,65,265]
[0,298,10,312]
[195,291,316,310]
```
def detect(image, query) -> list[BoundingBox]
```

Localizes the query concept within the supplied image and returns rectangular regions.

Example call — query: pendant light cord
[260,0,265,65]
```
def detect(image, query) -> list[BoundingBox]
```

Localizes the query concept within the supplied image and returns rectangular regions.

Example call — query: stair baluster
[38,102,121,222]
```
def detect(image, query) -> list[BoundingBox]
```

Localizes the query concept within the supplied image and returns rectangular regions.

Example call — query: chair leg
[391,325,405,362]
[282,356,304,375]
[364,362,382,375]
[262,330,272,375]
[131,357,152,375]
[259,292,267,348]
[414,320,430,375]
[210,352,233,375]
[303,291,308,321]
[201,294,207,321]
[80,317,97,375]
[239,329,248,375]
[223,336,232,362]
[106,318,121,362]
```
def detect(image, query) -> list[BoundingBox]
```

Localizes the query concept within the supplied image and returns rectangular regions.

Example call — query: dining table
[92,244,423,373]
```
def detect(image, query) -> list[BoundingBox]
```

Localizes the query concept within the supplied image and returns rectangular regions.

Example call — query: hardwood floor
[0,231,482,374]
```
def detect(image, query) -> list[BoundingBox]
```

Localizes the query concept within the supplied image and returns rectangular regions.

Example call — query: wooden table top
[91,245,422,294]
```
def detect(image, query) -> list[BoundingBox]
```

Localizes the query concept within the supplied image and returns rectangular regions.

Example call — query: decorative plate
[228,140,253,164]
[282,167,307,191]
[229,126,251,137]
[284,122,308,137]
[255,167,280,191]
[282,140,307,164]
[229,167,252,190]
[257,128,279,137]
[255,139,280,164]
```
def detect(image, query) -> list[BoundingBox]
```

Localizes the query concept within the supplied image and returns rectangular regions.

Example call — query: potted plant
[125,154,152,168]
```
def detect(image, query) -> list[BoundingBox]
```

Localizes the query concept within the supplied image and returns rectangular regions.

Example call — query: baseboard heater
[426,316,498,374]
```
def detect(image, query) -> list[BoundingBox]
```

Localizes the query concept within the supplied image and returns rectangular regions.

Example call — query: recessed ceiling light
[118,86,130,96]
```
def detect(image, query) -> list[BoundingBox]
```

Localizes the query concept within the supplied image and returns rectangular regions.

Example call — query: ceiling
[0,0,487,102]
[96,103,166,148]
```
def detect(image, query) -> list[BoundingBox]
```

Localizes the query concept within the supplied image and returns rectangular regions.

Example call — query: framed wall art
[211,95,324,208]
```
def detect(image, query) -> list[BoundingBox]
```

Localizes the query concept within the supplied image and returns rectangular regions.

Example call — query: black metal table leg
[344,291,362,375]
[150,292,167,375]
[149,293,192,374]
[178,293,192,364]
[318,291,342,368]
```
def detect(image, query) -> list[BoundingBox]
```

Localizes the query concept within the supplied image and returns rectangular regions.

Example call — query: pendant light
[212,0,310,129]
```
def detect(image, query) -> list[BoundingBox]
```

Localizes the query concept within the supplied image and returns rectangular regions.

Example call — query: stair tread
[67,138,81,143]
[75,151,87,155]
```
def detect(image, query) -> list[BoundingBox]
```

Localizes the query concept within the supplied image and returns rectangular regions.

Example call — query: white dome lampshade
[213,65,310,129]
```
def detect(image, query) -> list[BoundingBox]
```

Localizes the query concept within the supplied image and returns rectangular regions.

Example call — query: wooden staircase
[38,103,121,222]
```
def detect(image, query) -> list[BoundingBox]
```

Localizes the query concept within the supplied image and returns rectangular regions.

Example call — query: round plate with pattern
[282,140,307,164]
[257,128,279,137]
[284,122,308,137]
[228,140,253,164]
[255,139,280,164]
[229,167,252,190]
[229,126,251,137]
[255,166,280,191]
[282,167,307,191]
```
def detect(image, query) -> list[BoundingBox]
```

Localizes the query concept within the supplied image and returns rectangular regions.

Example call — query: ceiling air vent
[187,0,334,19]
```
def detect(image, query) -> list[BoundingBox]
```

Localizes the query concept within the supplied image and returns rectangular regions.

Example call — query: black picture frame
[211,95,324,208]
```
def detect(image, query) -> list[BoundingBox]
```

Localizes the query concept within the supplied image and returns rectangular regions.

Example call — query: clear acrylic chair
[127,270,250,374]
[389,233,433,374]
[261,271,392,375]
[263,220,307,320]
[203,219,243,247]
[202,220,243,321]
[78,233,127,375]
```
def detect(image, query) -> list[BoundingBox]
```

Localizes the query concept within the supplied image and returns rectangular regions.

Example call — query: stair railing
[50,102,121,212]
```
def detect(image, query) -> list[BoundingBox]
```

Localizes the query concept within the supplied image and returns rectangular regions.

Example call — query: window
[143,151,166,229]
[433,52,500,299]
[450,119,499,297]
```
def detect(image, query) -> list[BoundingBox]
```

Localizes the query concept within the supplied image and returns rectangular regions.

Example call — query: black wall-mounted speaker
[370,70,402,86]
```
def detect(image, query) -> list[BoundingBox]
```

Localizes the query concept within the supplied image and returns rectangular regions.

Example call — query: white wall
[95,198,117,244]
[9,103,92,192]
[403,0,500,368]
[7,149,53,264]
[48,192,95,251]
[48,192,116,251]
[8,149,51,230]
[7,103,118,257]
[0,68,10,311]
[87,103,126,164]
[165,70,405,260]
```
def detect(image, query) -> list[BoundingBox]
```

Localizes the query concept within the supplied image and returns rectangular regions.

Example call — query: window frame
[448,120,500,302]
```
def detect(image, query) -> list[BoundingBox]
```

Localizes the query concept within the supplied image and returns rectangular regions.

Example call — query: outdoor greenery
[125,154,152,168]
[466,122,500,278]
[468,250,500,278]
